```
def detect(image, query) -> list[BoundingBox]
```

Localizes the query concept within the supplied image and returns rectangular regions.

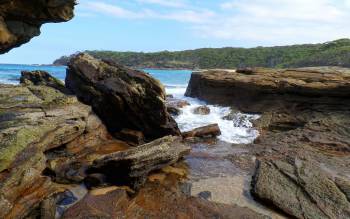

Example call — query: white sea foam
[166,87,260,144]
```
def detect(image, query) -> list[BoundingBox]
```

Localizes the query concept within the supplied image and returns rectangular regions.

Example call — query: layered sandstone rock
[0,0,75,54]
[0,83,115,218]
[89,136,190,189]
[185,67,350,219]
[186,67,350,112]
[66,53,180,140]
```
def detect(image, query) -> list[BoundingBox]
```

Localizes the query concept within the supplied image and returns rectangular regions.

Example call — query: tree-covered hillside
[54,39,350,69]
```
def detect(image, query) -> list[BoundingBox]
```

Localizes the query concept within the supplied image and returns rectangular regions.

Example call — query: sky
[1,0,350,64]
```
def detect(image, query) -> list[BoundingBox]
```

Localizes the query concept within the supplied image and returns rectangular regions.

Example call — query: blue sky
[1,0,350,64]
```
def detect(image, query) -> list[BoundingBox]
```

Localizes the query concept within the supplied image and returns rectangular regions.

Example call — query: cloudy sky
[1,0,350,64]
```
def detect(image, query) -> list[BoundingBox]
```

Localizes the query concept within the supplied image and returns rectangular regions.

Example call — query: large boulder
[185,67,350,112]
[88,136,190,189]
[0,0,75,54]
[66,53,180,140]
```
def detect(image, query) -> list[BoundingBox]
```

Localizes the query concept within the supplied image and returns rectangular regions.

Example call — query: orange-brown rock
[182,124,221,139]
[186,67,350,112]
[62,182,267,219]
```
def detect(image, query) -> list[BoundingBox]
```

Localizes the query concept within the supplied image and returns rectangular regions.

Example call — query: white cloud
[83,2,146,19]
[81,1,214,23]
[136,0,187,8]
[79,0,350,45]
[200,0,350,45]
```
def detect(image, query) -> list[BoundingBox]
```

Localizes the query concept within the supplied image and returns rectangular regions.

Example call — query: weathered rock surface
[186,67,350,112]
[62,181,267,219]
[114,128,145,146]
[185,67,350,218]
[20,70,68,93]
[182,124,221,138]
[0,0,75,54]
[166,98,190,116]
[252,158,350,219]
[193,105,210,115]
[88,136,190,189]
[0,84,105,218]
[66,53,180,140]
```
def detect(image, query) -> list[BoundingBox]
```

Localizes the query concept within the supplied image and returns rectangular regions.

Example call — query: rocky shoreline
[0,54,266,219]
[186,67,350,219]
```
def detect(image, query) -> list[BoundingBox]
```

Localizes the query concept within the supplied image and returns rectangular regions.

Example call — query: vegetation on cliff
[54,39,350,69]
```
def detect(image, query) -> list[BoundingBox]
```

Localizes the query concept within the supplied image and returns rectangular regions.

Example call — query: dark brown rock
[20,70,69,94]
[0,0,75,54]
[66,53,180,140]
[193,106,210,115]
[114,129,145,146]
[167,105,181,116]
[88,136,190,189]
[182,124,221,139]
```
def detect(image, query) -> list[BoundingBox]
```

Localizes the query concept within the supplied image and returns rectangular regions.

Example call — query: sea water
[0,65,259,144]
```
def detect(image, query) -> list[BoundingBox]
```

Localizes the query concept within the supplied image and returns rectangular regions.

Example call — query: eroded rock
[182,124,221,139]
[62,182,267,219]
[66,53,180,140]
[193,106,210,115]
[252,158,350,219]
[20,70,68,94]
[88,136,190,189]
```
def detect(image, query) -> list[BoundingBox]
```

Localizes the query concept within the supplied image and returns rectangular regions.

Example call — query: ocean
[0,64,259,144]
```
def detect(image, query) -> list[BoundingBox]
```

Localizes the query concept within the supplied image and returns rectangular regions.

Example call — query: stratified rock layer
[185,67,350,219]
[0,0,75,53]
[0,83,109,218]
[66,53,180,140]
[89,136,190,189]
[186,67,350,112]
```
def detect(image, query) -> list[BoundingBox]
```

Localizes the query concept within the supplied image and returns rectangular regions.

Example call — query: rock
[20,70,68,94]
[63,182,267,219]
[0,0,75,54]
[167,98,190,108]
[167,105,181,116]
[193,106,210,115]
[88,136,190,190]
[185,67,350,112]
[165,98,190,116]
[166,94,174,99]
[84,173,108,189]
[66,53,180,140]
[223,111,253,128]
[185,67,350,218]
[182,124,221,138]
[0,83,126,218]
[236,67,254,74]
[40,196,57,219]
[114,129,145,146]
[252,158,350,219]
[197,191,212,200]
